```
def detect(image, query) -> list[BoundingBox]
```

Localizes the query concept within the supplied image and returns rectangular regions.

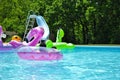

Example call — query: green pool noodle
[56,28,64,42]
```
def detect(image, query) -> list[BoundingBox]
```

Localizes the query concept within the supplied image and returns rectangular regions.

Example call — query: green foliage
[0,0,119,44]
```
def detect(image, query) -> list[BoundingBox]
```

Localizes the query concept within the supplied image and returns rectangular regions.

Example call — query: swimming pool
[0,46,120,80]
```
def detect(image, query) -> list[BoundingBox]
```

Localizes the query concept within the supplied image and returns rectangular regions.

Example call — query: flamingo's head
[26,27,44,43]
[0,26,3,35]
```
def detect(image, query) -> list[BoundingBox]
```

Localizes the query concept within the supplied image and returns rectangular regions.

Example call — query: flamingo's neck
[0,26,3,46]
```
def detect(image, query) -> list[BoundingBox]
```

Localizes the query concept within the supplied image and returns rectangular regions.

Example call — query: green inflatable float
[46,28,75,49]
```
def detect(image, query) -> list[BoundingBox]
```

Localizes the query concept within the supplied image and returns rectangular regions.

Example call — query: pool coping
[75,44,120,48]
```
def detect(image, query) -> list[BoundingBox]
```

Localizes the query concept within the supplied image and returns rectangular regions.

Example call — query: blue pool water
[0,46,120,80]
